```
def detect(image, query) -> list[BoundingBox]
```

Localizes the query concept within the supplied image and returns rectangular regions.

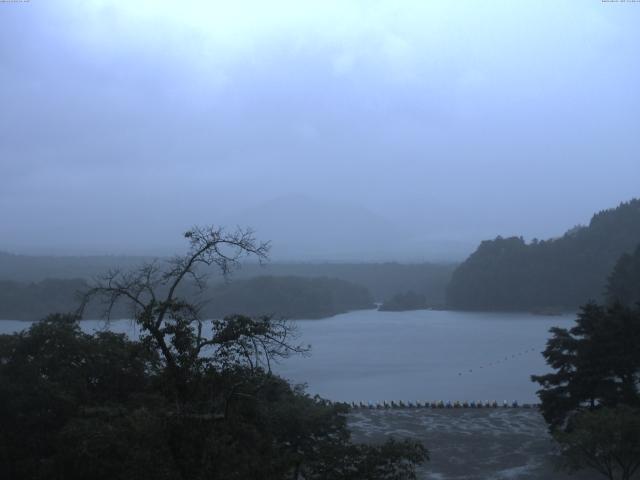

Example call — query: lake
[0,309,574,403]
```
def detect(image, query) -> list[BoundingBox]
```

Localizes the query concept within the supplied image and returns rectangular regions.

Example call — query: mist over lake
[3,2,639,477]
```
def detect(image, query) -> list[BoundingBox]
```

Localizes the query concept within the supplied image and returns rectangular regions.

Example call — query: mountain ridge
[446,198,640,310]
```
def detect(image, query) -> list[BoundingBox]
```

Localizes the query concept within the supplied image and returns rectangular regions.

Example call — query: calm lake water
[0,309,574,403]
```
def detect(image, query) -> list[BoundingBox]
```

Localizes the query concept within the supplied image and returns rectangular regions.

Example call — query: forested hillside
[0,279,88,321]
[447,199,640,311]
[378,291,429,312]
[0,276,373,321]
[0,254,455,304]
[606,244,640,307]
[0,252,147,282]
[205,276,373,319]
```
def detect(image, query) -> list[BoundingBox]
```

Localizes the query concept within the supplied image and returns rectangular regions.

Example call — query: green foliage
[532,302,640,430]
[607,244,640,307]
[0,255,457,308]
[447,199,640,310]
[1,228,427,479]
[533,249,640,480]
[0,275,373,321]
[379,291,429,311]
[0,251,148,283]
[0,278,89,320]
[0,314,427,479]
[205,275,374,319]
[554,406,640,480]
[237,263,455,305]
[0,313,160,479]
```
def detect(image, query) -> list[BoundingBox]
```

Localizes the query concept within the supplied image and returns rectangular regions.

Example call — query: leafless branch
[77,226,308,398]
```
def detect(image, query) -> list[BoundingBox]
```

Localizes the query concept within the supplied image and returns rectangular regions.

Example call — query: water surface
[276,309,573,403]
[0,309,574,403]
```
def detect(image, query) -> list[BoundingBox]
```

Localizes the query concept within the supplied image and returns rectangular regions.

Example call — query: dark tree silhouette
[532,254,640,480]
[554,406,640,480]
[1,226,428,480]
[532,302,640,429]
[447,199,640,311]
[607,244,640,307]
[80,226,290,400]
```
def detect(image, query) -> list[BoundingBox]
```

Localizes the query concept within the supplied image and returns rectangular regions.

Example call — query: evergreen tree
[447,199,640,310]
[607,244,640,307]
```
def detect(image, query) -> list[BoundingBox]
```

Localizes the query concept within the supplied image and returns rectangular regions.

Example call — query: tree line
[0,251,456,304]
[447,199,640,311]
[532,243,640,480]
[0,275,373,321]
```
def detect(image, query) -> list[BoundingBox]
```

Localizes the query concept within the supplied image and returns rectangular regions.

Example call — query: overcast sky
[1,1,639,259]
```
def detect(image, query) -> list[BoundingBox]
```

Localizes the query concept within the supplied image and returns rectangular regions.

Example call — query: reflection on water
[0,309,574,403]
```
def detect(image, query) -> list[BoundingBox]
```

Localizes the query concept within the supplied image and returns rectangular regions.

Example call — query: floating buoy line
[456,347,539,377]
[347,400,539,410]
[341,346,543,410]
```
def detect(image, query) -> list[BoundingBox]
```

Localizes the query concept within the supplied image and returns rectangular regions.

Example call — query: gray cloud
[1,1,639,258]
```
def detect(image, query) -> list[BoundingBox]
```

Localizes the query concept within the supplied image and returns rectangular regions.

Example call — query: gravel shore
[348,409,598,480]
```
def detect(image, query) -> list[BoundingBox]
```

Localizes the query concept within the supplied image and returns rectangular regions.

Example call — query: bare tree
[80,225,307,402]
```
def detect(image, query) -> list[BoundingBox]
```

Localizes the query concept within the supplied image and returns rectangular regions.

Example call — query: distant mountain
[225,194,409,261]
[446,199,640,311]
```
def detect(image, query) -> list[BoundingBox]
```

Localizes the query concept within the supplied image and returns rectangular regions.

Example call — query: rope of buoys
[347,400,539,410]
[456,347,539,377]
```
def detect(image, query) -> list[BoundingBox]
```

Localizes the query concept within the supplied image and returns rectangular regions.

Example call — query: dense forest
[205,276,373,319]
[0,276,373,321]
[531,247,640,480]
[447,199,640,311]
[378,291,430,312]
[0,279,88,321]
[606,244,640,308]
[0,252,148,283]
[0,314,427,480]
[0,253,455,304]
